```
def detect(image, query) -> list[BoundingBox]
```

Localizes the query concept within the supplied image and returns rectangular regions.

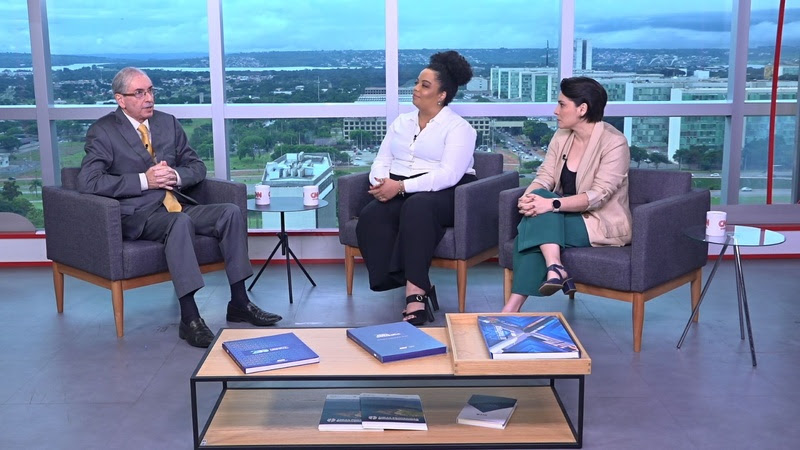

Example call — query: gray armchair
[338,152,519,312]
[499,168,710,351]
[42,168,247,337]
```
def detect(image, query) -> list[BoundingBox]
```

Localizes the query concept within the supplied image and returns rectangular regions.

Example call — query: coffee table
[677,225,785,366]
[246,198,328,303]
[190,313,591,449]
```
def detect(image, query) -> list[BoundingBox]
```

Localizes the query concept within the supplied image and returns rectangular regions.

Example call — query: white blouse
[368,106,476,193]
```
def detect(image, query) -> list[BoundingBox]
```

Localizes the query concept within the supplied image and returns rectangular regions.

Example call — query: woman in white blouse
[356,50,476,326]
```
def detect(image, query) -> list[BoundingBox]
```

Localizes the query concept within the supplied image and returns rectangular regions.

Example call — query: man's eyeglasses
[119,87,157,99]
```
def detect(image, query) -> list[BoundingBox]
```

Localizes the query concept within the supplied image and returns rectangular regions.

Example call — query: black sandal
[538,264,576,296]
[403,294,434,326]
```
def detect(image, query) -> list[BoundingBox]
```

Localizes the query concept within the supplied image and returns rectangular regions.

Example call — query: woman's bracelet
[398,180,405,197]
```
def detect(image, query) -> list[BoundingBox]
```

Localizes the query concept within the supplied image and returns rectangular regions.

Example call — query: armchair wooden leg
[111,281,124,338]
[632,293,645,352]
[345,246,356,295]
[456,260,467,313]
[503,269,513,304]
[690,267,702,323]
[52,262,65,313]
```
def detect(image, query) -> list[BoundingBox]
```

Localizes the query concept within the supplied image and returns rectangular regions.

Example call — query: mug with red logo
[303,185,319,206]
[255,184,270,205]
[705,210,727,236]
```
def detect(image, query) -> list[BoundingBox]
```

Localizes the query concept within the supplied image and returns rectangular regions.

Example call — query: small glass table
[677,225,785,366]
[246,198,328,303]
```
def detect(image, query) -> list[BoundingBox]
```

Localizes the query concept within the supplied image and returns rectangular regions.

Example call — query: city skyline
[0,1,797,55]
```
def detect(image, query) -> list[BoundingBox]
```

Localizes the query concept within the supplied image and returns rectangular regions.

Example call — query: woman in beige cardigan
[502,76,631,313]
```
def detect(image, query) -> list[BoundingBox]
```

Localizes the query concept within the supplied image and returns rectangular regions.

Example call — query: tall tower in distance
[573,38,592,71]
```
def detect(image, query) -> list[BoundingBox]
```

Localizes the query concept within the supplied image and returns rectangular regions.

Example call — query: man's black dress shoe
[179,317,215,348]
[226,302,282,326]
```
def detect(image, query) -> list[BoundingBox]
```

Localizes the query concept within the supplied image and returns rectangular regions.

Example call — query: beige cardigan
[530,121,632,247]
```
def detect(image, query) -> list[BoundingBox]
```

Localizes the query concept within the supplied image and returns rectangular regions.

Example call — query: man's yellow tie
[138,124,182,212]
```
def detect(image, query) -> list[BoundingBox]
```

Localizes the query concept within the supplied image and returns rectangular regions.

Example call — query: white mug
[254,184,271,205]
[705,211,727,236]
[303,185,319,206]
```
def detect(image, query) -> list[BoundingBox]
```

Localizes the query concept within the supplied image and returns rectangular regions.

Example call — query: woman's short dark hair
[560,76,607,123]
[427,50,473,106]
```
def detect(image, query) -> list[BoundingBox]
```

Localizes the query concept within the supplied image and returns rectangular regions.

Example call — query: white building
[257,152,334,229]
[574,38,592,71]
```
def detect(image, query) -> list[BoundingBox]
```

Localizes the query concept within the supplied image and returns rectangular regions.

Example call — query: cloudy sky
[1,1,797,55]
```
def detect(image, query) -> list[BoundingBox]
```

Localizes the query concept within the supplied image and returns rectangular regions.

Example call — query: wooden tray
[445,313,591,376]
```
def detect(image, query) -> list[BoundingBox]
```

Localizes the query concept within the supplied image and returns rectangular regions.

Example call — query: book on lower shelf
[477,315,580,359]
[222,332,320,374]
[456,394,518,429]
[318,394,381,431]
[359,393,428,430]
[346,321,447,363]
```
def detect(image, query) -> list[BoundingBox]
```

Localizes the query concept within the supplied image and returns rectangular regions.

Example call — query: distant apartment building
[490,67,558,101]
[574,38,592,71]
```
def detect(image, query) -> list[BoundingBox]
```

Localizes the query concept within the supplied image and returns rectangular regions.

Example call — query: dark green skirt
[511,189,590,297]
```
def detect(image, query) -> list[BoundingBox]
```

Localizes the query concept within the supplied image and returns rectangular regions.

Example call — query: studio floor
[0,259,798,449]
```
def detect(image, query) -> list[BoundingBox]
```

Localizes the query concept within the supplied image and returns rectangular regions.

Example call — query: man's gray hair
[111,67,147,95]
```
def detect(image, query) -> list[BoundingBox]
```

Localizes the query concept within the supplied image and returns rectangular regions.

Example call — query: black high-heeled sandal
[403,294,434,326]
[538,264,576,296]
[428,285,440,311]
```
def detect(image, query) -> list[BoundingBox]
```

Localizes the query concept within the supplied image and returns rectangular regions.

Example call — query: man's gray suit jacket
[77,107,206,240]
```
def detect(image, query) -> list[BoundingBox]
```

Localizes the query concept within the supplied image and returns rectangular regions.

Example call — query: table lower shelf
[201,385,579,448]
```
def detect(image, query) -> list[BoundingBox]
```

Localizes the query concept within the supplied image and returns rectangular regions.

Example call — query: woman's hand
[368,177,401,202]
[518,193,554,216]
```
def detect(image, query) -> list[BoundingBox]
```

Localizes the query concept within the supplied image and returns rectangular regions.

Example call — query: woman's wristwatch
[552,199,561,213]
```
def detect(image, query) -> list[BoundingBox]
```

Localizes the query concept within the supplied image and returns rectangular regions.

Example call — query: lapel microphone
[562,154,567,160]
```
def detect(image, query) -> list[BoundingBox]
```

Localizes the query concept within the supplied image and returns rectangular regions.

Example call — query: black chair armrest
[42,186,125,280]
[452,171,519,259]
[630,188,710,291]
[337,172,372,223]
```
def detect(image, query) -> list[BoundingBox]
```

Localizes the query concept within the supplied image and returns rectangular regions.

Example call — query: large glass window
[3,1,800,234]
[742,115,797,204]
[228,117,375,229]
[398,1,560,104]
[747,1,800,102]
[575,1,732,98]
[0,120,42,228]
[221,1,385,104]
[55,119,92,170]
[0,4,33,105]
[46,0,210,104]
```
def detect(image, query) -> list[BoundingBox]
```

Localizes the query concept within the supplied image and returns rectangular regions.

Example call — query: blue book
[222,332,320,374]
[359,393,428,430]
[477,315,580,359]
[346,321,447,363]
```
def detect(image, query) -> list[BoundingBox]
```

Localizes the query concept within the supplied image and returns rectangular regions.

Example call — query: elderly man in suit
[78,67,281,348]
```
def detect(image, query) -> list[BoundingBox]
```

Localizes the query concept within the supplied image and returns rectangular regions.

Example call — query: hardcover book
[359,393,428,430]
[477,315,580,359]
[346,321,447,363]
[318,394,377,431]
[456,394,518,429]
[222,332,320,374]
